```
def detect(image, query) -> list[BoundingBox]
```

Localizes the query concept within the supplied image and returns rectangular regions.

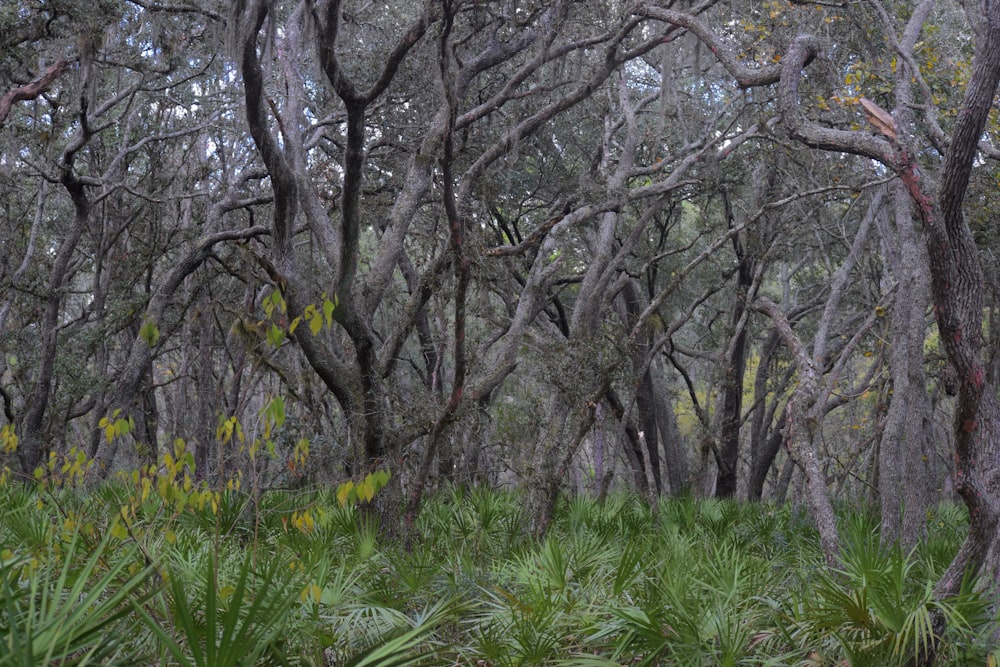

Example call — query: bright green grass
[0,484,993,666]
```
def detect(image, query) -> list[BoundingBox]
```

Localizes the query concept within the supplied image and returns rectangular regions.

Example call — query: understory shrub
[0,481,995,665]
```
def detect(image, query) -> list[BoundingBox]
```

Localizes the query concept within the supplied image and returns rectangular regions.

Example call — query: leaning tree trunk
[776,4,1000,642]
[755,299,841,565]
[20,65,99,477]
[763,11,1000,611]
[752,187,881,564]
[714,190,755,498]
[622,279,665,494]
[868,0,938,550]
[649,354,689,495]
[21,167,90,476]
[747,328,792,501]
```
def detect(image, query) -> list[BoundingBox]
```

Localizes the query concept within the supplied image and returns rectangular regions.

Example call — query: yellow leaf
[323,298,336,326]
[358,481,375,503]
[302,582,322,604]
[337,480,355,507]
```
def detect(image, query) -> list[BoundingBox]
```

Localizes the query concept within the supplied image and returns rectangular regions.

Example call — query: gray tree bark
[876,182,935,549]
[752,189,882,565]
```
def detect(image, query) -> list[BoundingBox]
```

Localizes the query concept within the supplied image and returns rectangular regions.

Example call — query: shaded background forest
[3,0,1000,552]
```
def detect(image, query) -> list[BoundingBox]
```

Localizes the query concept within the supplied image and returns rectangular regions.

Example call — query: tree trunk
[21,157,91,475]
[649,354,689,495]
[891,13,1000,606]
[754,2,1000,637]
[622,279,664,495]
[715,266,751,497]
[747,329,783,500]
[877,182,935,548]
[528,394,572,536]
[195,298,216,480]
[756,298,841,565]
[748,410,787,501]
[750,189,880,562]
[715,190,754,497]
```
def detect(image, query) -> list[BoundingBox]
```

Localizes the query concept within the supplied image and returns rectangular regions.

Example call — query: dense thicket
[4,0,1000,645]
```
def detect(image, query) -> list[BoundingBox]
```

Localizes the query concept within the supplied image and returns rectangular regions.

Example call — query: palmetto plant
[0,529,158,666]
[0,486,51,551]
[323,600,455,667]
[771,511,995,666]
[0,479,996,665]
[134,550,298,667]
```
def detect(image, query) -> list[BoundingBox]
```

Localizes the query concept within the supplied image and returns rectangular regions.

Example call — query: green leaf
[342,602,450,667]
[323,297,337,326]
[267,323,285,347]
[265,396,285,428]
[2,529,159,666]
[135,552,296,667]
[139,319,160,347]
[263,290,286,319]
[370,470,391,490]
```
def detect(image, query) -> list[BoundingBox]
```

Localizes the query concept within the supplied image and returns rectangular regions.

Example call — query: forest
[3,0,1000,663]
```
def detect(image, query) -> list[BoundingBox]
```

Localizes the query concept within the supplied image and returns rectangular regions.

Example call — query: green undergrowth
[0,483,994,666]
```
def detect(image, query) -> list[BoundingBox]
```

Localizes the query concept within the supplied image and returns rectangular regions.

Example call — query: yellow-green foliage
[335,470,391,508]
[673,351,782,438]
[260,289,338,348]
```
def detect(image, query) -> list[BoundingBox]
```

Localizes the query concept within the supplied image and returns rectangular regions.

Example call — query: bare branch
[634,6,783,87]
[779,36,896,164]
[316,0,435,106]
[126,0,223,21]
[0,58,69,129]
[238,0,298,259]
[812,186,883,365]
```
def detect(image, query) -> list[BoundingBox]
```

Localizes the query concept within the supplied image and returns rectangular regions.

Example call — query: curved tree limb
[0,57,69,129]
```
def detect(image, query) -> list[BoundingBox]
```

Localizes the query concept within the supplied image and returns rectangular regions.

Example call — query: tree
[755,186,887,564]
[637,0,1000,637]
[1,4,994,618]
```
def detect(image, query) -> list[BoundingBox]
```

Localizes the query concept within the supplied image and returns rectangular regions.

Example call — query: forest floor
[0,480,994,666]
